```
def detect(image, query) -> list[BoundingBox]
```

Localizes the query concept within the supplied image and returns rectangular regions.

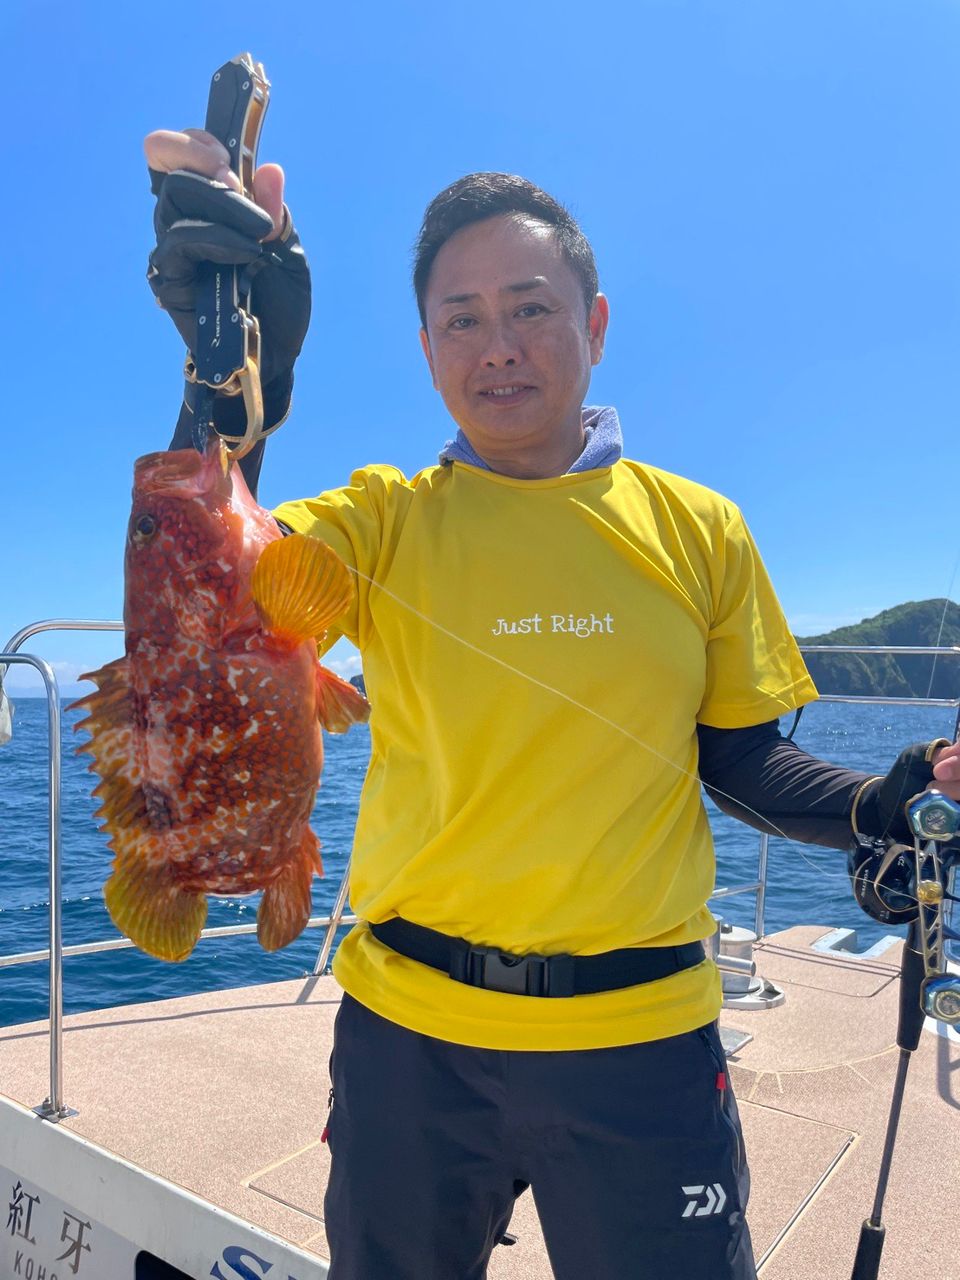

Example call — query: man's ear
[419,327,439,389]
[588,294,610,366]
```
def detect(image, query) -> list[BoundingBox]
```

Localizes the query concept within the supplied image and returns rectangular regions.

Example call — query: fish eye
[135,514,157,539]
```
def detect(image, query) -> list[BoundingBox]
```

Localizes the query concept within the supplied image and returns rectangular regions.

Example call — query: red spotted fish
[74,440,369,962]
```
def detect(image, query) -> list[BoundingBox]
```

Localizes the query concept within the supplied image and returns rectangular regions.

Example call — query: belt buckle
[451,944,575,997]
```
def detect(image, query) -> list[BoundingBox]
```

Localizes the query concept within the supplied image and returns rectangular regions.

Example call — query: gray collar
[438,405,623,474]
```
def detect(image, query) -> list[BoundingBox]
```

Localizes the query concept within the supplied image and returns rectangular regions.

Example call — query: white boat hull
[1,1095,328,1280]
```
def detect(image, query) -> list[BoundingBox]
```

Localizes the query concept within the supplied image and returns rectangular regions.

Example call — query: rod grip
[851,1219,885,1279]
[897,922,926,1052]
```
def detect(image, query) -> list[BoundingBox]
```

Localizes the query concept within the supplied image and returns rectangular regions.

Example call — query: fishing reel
[905,790,960,1024]
[848,838,919,926]
[848,789,960,1023]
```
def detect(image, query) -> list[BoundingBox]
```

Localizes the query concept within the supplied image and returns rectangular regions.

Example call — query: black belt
[369,918,706,999]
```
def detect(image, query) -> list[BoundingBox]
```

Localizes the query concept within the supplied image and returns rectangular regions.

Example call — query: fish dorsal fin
[90,775,148,830]
[316,665,371,733]
[72,657,137,790]
[251,533,354,643]
[73,656,132,724]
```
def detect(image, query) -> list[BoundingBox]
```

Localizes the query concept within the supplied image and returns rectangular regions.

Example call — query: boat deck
[1,924,958,1279]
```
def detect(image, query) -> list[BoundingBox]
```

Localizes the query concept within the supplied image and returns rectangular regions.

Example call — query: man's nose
[481,321,522,367]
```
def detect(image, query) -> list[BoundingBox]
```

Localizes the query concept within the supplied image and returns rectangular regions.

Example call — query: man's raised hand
[144,125,311,435]
[145,128,286,240]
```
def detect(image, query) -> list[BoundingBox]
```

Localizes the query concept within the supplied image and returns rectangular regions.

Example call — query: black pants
[324,994,756,1280]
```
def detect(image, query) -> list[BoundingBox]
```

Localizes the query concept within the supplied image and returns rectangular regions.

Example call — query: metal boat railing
[1,622,958,1118]
[0,620,360,1117]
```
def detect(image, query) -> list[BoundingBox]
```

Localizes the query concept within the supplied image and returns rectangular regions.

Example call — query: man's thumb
[253,164,286,241]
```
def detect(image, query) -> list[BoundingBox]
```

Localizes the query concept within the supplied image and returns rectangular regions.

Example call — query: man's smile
[476,384,536,404]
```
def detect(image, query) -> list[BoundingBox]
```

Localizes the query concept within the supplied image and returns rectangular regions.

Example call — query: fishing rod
[850,788,960,1280]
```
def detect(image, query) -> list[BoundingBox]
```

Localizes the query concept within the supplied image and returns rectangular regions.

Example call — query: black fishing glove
[147,167,312,437]
[850,739,952,845]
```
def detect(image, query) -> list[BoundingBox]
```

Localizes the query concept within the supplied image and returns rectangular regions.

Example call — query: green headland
[796,600,960,699]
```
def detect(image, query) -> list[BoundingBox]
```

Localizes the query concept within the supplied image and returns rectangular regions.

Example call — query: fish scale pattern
[72,442,368,962]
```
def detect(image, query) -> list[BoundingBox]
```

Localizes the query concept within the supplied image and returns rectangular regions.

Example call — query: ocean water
[1,696,957,1030]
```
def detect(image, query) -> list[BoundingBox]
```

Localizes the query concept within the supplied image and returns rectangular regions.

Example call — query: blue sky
[4,0,959,692]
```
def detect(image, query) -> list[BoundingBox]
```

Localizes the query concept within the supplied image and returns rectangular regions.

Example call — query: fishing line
[342,563,920,905]
[923,545,960,704]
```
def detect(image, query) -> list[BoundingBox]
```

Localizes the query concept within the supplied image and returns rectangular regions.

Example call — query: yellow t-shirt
[273,459,816,1051]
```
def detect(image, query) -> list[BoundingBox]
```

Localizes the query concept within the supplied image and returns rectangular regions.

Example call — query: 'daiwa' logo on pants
[681,1183,728,1218]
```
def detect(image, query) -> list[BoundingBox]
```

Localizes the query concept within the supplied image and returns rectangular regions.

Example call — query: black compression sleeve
[697,721,873,850]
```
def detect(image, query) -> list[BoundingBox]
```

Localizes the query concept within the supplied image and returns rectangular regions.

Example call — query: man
[145,129,960,1280]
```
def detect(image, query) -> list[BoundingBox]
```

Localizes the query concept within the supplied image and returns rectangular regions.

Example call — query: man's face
[420,214,608,467]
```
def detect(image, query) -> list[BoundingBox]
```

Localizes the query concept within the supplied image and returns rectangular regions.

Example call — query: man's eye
[517,304,547,318]
[449,316,477,330]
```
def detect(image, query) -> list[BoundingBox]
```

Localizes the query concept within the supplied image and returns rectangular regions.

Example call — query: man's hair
[413,172,599,327]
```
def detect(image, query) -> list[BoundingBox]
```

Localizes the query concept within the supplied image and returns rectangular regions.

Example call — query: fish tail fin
[251,533,354,644]
[104,852,207,963]
[316,664,370,733]
[257,830,322,952]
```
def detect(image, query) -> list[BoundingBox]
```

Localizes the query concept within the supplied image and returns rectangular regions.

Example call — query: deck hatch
[737,1101,856,1267]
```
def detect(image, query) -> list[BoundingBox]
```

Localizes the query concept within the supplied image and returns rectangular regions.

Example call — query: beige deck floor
[1,925,958,1279]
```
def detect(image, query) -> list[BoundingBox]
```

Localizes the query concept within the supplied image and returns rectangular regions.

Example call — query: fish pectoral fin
[316,665,370,733]
[257,831,322,952]
[251,533,354,643]
[104,853,207,963]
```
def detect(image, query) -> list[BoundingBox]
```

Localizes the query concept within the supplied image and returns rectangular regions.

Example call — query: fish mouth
[134,439,232,499]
